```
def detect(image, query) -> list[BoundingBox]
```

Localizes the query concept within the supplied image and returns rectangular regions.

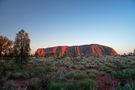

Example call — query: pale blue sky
[0,0,135,54]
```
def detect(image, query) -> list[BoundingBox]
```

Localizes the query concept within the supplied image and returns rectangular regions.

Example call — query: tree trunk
[0,51,2,57]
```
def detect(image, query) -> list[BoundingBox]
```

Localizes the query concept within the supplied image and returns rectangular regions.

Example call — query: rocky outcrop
[35,44,118,57]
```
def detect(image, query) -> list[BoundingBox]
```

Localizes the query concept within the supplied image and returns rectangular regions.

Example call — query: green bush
[102,66,114,73]
[65,71,75,79]
[117,82,135,90]
[87,72,98,79]
[79,79,97,90]
[48,79,97,90]
[30,66,53,74]
[49,82,64,90]
[114,69,135,79]
[55,71,65,80]
[45,60,52,66]
[73,72,88,80]
[65,71,89,80]
[123,84,132,90]
[31,78,41,90]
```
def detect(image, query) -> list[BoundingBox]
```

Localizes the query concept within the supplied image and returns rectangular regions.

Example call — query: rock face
[35,44,118,57]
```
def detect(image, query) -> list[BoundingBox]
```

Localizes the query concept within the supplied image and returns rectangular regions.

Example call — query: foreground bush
[30,66,55,74]
[65,71,89,80]
[48,79,97,90]
[117,82,135,90]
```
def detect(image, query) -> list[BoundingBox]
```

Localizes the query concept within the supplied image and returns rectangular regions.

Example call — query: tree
[0,35,13,56]
[134,49,135,56]
[13,29,31,65]
[128,52,133,56]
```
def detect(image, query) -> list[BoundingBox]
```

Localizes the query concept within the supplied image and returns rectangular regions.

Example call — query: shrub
[73,72,88,80]
[55,71,65,80]
[30,66,53,74]
[31,78,41,90]
[40,77,51,90]
[123,84,132,90]
[45,60,52,66]
[48,79,97,90]
[79,79,97,90]
[65,71,89,80]
[114,68,135,79]
[102,66,114,73]
[48,82,66,90]
[117,81,135,90]
[87,72,98,79]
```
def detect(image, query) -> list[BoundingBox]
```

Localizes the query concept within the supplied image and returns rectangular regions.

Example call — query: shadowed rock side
[35,44,118,57]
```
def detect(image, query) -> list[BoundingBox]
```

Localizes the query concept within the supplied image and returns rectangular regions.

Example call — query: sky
[0,0,135,54]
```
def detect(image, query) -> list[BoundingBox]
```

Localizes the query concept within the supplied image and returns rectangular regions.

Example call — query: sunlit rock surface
[35,44,118,57]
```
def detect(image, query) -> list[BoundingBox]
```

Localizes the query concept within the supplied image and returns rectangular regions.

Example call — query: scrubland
[0,55,135,90]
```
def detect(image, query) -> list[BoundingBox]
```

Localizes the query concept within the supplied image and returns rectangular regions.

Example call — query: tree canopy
[13,29,31,64]
[0,35,13,56]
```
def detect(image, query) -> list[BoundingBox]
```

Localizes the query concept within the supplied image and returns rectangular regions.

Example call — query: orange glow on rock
[35,44,118,57]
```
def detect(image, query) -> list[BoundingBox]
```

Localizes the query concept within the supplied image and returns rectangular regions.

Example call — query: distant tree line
[120,49,135,57]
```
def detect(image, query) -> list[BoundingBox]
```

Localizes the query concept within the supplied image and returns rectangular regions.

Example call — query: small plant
[73,72,88,80]
[117,83,133,90]
[55,71,65,80]
[87,72,98,79]
[30,66,53,74]
[79,79,97,90]
[65,71,89,80]
[65,71,75,79]
[45,60,52,66]
[31,78,41,90]
[48,79,97,90]
[48,82,65,90]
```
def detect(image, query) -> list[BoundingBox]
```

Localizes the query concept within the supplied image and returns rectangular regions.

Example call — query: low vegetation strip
[0,56,135,90]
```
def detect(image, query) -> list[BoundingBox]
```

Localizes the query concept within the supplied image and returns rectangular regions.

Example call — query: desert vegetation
[0,55,135,90]
[1,30,135,90]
